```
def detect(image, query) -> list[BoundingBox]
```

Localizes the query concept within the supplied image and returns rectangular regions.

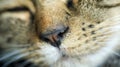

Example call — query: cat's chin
[39,45,75,65]
[39,40,118,67]
[39,45,84,67]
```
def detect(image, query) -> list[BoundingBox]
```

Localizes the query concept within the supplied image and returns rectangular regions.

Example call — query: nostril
[58,27,69,37]
[39,26,69,48]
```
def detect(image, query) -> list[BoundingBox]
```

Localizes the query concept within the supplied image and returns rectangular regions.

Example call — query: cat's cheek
[39,45,61,65]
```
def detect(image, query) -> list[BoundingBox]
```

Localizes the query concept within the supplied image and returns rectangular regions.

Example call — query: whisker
[30,58,46,67]
[21,50,45,67]
[101,46,120,57]
[22,58,34,67]
[0,44,38,62]
[2,52,30,67]
[112,51,120,57]
[2,44,31,49]
[105,15,120,22]
[4,46,30,48]
[106,49,120,57]
[0,50,24,61]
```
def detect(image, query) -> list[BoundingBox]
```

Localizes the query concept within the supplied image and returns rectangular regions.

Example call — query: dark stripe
[97,3,120,8]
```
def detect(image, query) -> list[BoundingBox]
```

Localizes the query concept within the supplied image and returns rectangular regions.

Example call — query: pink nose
[39,26,69,48]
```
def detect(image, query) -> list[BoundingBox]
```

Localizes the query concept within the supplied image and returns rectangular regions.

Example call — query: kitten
[0,0,120,67]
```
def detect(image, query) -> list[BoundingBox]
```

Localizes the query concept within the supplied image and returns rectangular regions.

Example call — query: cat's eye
[5,7,29,12]
[0,6,35,23]
[0,7,31,14]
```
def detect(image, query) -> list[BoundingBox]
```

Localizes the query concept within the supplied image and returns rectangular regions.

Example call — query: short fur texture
[0,0,120,67]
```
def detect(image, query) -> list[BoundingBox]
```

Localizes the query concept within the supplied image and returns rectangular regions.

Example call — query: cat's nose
[39,26,69,48]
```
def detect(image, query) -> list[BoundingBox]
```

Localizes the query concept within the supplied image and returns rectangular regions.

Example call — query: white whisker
[102,47,120,57]
[2,52,30,67]
[22,58,34,67]
[6,45,30,48]
[105,15,120,22]
[107,49,120,57]
[3,44,31,49]
[0,50,24,61]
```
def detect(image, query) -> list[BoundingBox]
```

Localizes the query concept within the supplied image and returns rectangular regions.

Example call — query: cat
[0,0,120,67]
